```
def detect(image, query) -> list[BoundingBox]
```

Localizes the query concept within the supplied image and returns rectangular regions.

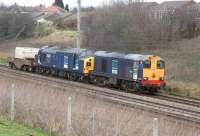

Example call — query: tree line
[0,13,34,39]
[82,1,200,51]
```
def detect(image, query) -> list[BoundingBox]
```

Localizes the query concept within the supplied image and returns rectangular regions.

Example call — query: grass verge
[0,118,50,136]
[0,57,8,64]
[164,81,200,99]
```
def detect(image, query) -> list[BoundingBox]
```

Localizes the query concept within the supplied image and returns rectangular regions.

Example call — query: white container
[15,47,40,59]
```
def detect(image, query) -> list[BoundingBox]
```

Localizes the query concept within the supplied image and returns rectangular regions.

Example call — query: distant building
[131,2,158,9]
[8,3,45,13]
[23,5,45,13]
[9,3,24,13]
[151,0,196,20]
[44,5,66,14]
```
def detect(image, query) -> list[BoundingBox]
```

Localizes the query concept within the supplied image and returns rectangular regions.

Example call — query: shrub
[165,80,200,98]
[35,24,56,37]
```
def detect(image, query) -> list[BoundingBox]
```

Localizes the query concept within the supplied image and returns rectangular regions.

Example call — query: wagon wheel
[21,65,27,71]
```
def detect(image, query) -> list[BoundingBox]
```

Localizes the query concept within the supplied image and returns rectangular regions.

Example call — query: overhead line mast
[77,0,81,49]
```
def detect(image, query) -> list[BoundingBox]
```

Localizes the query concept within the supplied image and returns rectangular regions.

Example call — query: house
[151,0,196,20]
[23,5,45,13]
[44,5,66,14]
[8,3,45,13]
[186,3,200,23]
[132,2,158,9]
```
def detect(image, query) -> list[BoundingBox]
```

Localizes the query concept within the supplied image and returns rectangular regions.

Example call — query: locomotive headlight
[143,77,148,80]
[160,77,164,80]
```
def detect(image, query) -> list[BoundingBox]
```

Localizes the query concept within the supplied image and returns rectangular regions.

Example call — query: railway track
[155,94,200,107]
[0,65,200,124]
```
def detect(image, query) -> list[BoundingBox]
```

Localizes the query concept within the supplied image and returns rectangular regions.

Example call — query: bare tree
[82,1,200,51]
[0,2,8,11]
[0,13,34,39]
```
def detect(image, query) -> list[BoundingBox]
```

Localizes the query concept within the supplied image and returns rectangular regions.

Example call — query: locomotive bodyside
[37,47,94,80]
[90,52,143,89]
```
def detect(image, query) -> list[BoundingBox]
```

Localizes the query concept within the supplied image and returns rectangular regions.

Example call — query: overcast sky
[0,0,199,8]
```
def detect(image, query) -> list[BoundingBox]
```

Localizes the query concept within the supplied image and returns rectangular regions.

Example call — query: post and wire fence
[8,84,160,136]
[64,96,159,136]
[10,83,15,121]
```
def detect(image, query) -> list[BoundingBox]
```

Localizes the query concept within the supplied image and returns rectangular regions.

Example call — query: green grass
[0,119,50,136]
[0,58,7,64]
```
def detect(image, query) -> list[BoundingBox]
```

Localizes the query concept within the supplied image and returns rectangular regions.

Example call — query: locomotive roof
[95,51,155,61]
[41,46,93,55]
[94,51,107,56]
[94,51,125,58]
[124,54,150,61]
[60,48,87,53]
[40,46,61,54]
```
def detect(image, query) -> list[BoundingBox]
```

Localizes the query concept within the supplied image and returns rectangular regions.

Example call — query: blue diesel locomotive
[34,46,166,92]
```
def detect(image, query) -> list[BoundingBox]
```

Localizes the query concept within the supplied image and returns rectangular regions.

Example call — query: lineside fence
[6,83,200,136]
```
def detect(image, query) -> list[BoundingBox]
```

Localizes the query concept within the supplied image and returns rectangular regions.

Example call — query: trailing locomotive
[37,46,94,80]
[9,46,166,93]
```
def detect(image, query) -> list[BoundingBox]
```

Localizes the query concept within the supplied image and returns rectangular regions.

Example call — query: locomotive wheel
[121,84,128,92]
[28,66,32,72]
[39,68,44,74]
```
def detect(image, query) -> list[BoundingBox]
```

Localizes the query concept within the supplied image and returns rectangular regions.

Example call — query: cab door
[133,61,139,80]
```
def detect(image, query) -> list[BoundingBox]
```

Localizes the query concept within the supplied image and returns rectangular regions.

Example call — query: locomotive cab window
[157,60,165,69]
[45,54,51,64]
[143,60,151,69]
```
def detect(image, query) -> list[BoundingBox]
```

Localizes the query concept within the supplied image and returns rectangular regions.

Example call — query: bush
[165,80,200,98]
[35,24,56,37]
